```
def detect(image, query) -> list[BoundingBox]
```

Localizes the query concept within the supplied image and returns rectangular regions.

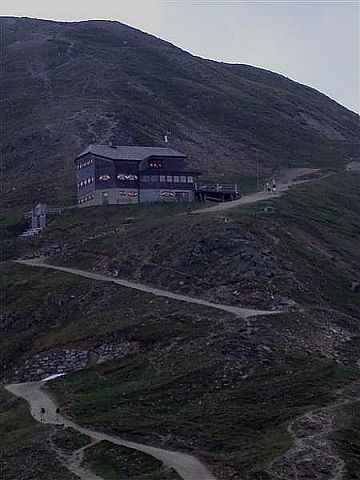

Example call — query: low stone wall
[8,342,138,382]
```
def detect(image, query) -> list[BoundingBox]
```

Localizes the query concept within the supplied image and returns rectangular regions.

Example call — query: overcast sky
[2,0,359,113]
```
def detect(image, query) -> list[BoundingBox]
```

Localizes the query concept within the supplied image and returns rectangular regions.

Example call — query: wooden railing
[194,182,239,193]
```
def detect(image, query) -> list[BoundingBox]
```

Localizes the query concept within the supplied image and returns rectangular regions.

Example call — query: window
[78,159,92,170]
[78,177,94,188]
[142,175,150,183]
[180,176,187,183]
[173,175,179,183]
[149,161,163,168]
[187,176,194,183]
[83,194,94,203]
[78,194,93,204]
[117,173,138,181]
[159,175,166,182]
[99,174,111,181]
[151,175,158,182]
[124,173,138,180]
[166,175,172,182]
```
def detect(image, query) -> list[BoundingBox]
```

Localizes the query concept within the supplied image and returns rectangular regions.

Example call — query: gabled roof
[76,144,186,161]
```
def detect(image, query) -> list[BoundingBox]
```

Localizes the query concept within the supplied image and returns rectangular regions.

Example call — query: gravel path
[6,381,217,480]
[193,188,284,214]
[193,168,329,214]
[15,258,283,319]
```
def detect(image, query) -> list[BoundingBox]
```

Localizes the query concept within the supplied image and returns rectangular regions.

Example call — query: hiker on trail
[55,407,60,421]
[272,179,277,192]
[187,205,192,215]
[40,407,45,422]
[266,181,270,193]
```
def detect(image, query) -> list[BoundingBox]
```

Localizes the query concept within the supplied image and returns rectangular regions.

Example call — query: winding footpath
[265,383,360,480]
[14,258,283,319]
[6,380,217,480]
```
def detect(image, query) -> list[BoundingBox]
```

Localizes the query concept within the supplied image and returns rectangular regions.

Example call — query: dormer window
[148,160,163,168]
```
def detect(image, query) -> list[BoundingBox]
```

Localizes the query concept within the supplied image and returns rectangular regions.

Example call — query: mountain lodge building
[75,144,201,206]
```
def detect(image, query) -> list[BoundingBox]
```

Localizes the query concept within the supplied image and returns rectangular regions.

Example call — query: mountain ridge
[1,16,359,212]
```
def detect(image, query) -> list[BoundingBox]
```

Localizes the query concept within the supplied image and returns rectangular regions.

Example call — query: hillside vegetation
[2,172,360,479]
[2,14,359,480]
[1,16,359,214]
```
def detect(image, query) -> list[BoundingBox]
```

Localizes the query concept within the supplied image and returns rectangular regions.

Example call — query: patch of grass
[278,174,360,239]
[0,388,39,451]
[83,440,182,480]
[51,426,91,453]
[0,214,29,260]
[271,174,360,315]
[0,214,28,241]
[333,401,360,480]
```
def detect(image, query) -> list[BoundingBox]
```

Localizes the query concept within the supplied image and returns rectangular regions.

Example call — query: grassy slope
[1,261,228,372]
[83,441,182,480]
[2,173,360,478]
[48,345,357,476]
[271,174,360,315]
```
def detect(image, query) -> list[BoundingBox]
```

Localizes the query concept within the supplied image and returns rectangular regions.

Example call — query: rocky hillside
[1,16,359,212]
[2,172,359,479]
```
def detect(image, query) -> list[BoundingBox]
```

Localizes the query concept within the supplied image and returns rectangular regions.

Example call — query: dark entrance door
[175,192,189,202]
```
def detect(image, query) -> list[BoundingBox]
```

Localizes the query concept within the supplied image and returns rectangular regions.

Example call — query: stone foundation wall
[8,342,138,382]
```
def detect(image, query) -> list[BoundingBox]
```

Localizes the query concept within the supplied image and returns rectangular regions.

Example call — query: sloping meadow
[2,172,360,478]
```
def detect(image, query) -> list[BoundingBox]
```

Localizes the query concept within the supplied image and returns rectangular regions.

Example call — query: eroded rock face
[89,216,296,310]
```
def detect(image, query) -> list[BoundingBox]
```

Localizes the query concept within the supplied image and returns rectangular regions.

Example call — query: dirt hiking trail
[266,381,360,480]
[15,258,284,319]
[6,380,217,480]
[193,167,332,214]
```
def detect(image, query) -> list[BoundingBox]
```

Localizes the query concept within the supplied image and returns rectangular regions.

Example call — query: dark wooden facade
[75,144,200,206]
